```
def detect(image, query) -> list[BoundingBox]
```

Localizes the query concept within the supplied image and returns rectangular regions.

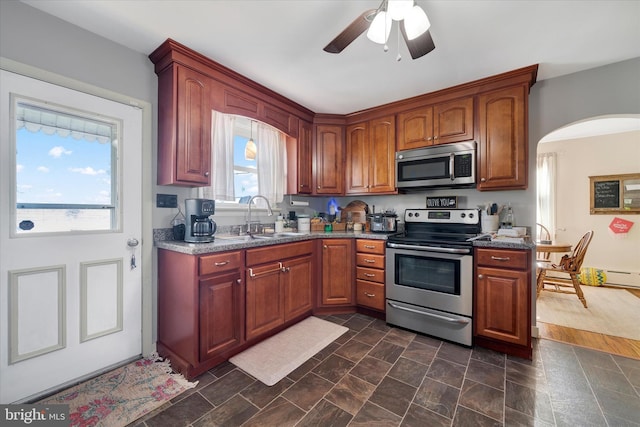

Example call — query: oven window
[395,253,460,295]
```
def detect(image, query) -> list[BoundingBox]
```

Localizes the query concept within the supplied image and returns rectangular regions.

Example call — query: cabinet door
[314,125,344,194]
[283,255,313,321]
[298,120,314,194]
[397,106,434,151]
[173,66,211,185]
[369,116,396,193]
[321,239,354,305]
[199,270,243,361]
[433,97,474,145]
[475,266,529,346]
[245,264,284,340]
[477,85,528,190]
[345,122,369,194]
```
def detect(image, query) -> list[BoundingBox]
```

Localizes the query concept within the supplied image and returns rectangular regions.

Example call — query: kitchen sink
[214,232,305,243]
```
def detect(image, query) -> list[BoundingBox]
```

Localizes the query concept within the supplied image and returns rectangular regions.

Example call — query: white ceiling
[21,0,640,115]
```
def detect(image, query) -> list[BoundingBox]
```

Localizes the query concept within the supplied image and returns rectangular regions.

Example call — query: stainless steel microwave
[396,141,476,189]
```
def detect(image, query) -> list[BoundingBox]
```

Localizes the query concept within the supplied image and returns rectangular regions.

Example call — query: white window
[13,97,119,234]
[200,113,287,209]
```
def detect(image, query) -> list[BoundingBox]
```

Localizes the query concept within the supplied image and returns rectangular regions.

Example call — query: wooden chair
[536,230,594,308]
[536,223,552,261]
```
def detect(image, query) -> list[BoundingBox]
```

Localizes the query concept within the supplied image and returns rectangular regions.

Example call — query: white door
[0,70,143,403]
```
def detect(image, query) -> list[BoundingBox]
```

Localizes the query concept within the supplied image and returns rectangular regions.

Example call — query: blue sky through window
[232,134,257,201]
[16,128,113,205]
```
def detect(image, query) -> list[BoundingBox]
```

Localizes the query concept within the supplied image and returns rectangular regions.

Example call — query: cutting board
[340,200,369,223]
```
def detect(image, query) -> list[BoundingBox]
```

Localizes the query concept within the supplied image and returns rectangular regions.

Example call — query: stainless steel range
[385,208,480,346]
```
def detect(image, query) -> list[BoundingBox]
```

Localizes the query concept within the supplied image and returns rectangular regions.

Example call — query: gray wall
[3,1,640,341]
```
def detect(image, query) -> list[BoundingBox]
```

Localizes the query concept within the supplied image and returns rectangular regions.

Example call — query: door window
[13,97,120,235]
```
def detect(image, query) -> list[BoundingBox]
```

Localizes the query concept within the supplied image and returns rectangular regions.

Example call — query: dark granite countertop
[155,230,394,255]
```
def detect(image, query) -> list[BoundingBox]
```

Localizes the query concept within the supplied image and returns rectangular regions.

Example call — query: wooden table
[536,241,572,253]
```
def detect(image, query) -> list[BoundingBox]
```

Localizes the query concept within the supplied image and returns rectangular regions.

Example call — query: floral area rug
[38,354,197,427]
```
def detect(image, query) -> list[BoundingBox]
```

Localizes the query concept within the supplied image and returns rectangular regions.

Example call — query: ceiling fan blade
[323,9,377,54]
[400,26,436,60]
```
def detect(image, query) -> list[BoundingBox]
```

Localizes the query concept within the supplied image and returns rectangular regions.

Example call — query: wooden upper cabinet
[157,65,212,186]
[477,84,528,190]
[298,120,313,194]
[345,123,368,194]
[397,97,474,151]
[314,125,344,195]
[346,116,396,195]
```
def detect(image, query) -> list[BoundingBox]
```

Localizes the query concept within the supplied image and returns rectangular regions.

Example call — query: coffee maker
[184,199,216,243]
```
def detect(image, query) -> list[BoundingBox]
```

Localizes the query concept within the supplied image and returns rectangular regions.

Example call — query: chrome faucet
[247,195,273,235]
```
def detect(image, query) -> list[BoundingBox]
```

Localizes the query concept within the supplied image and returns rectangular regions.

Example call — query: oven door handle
[386,242,471,254]
[387,301,470,325]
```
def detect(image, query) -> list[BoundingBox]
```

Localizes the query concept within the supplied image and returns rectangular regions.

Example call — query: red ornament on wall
[609,217,634,234]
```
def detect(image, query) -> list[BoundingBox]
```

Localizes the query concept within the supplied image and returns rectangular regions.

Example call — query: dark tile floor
[133,313,640,426]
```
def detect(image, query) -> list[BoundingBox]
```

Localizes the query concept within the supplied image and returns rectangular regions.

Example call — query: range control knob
[469,212,475,218]
[414,212,420,217]
[461,213,466,218]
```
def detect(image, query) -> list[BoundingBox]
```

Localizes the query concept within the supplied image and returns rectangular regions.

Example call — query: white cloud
[69,167,106,176]
[49,146,72,158]
[37,166,50,173]
[16,164,24,172]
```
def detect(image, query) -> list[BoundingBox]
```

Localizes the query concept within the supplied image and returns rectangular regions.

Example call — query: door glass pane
[13,98,119,234]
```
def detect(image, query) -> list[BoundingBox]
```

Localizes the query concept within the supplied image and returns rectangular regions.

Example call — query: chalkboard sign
[590,173,640,214]
[593,180,619,208]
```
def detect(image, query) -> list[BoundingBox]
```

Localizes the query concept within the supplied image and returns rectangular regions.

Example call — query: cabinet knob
[434,136,438,140]
[317,185,321,189]
[481,177,486,182]
[323,245,328,249]
[236,278,241,284]
[204,171,210,177]
[478,274,484,279]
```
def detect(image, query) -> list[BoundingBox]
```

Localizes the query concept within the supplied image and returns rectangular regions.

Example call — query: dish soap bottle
[502,204,515,229]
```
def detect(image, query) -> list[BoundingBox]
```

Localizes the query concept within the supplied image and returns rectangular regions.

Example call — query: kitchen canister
[297,214,310,232]
[481,215,499,233]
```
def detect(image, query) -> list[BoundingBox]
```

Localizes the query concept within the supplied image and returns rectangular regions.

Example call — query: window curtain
[199,111,235,201]
[536,152,556,240]
[256,123,287,207]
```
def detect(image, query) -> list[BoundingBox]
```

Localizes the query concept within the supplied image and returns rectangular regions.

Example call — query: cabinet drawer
[475,248,529,270]
[356,253,385,269]
[199,251,242,275]
[356,239,385,255]
[356,280,385,311]
[246,241,313,266]
[356,266,385,284]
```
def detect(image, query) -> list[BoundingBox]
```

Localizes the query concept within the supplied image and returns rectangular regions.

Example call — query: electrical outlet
[156,194,178,208]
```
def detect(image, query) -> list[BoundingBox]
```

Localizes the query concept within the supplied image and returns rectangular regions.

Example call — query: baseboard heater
[604,270,640,289]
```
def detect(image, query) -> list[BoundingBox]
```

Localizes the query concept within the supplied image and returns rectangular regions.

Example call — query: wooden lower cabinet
[355,239,385,312]
[474,247,532,359]
[320,239,354,306]
[199,270,243,361]
[158,249,244,379]
[245,241,314,340]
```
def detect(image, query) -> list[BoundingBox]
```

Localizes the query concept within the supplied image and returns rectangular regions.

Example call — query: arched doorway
[535,114,640,356]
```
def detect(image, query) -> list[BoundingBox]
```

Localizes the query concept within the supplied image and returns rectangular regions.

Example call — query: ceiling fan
[323,0,435,60]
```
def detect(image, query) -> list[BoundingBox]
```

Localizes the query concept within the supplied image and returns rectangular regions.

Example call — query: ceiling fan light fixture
[404,5,430,40]
[387,0,414,21]
[366,10,392,44]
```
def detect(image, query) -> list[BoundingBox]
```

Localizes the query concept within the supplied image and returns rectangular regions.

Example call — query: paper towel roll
[290,200,309,207]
